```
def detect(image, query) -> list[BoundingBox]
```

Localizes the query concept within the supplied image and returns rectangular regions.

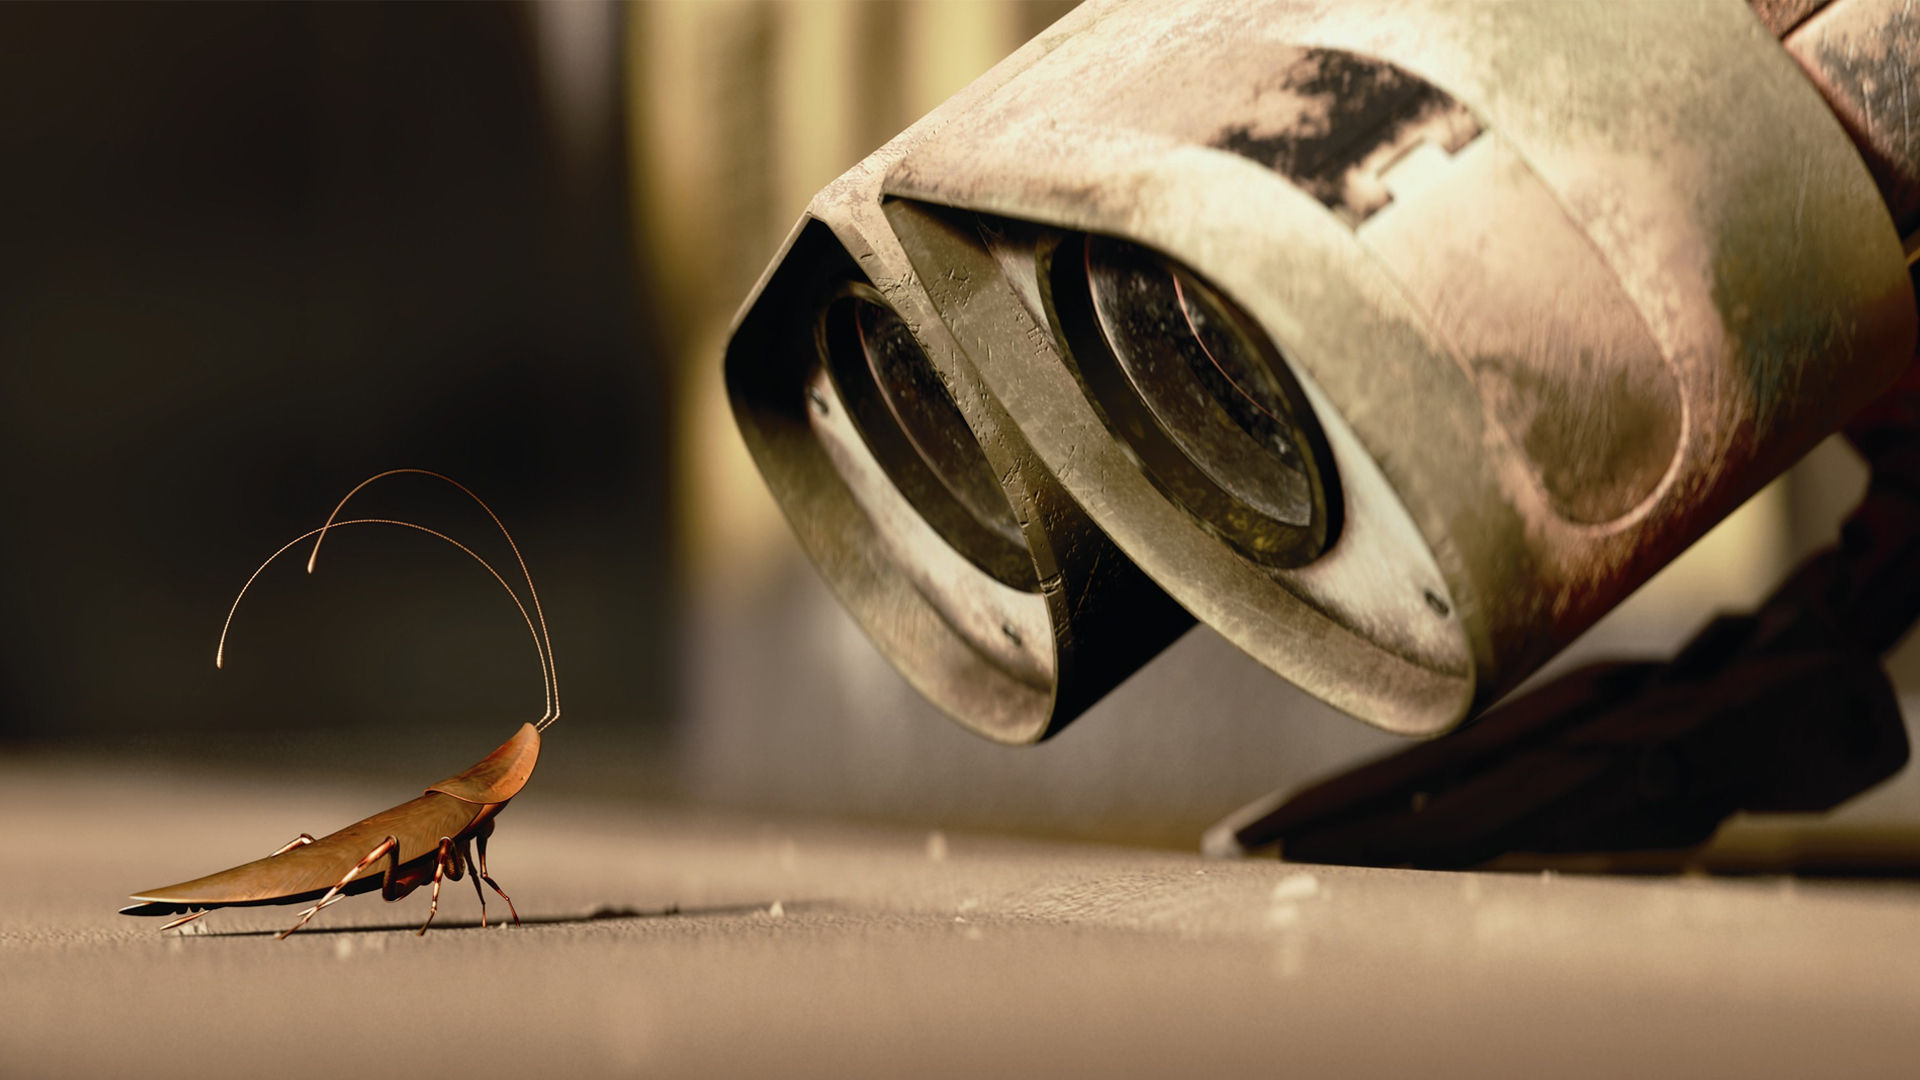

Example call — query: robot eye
[819,288,1035,590]
[1064,234,1339,567]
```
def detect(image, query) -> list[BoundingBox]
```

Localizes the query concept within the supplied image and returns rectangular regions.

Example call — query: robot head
[726,0,1915,742]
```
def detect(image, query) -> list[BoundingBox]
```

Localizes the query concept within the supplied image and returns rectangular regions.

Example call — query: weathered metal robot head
[726,0,1917,744]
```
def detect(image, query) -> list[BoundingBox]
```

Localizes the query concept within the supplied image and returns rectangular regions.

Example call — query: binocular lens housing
[728,0,1919,742]
[726,216,1193,744]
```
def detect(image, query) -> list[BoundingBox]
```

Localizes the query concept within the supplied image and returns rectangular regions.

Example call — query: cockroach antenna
[214,517,555,725]
[308,469,560,730]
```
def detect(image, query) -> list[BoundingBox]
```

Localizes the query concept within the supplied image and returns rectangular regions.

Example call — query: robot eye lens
[849,298,1020,543]
[821,293,1033,586]
[1074,235,1337,564]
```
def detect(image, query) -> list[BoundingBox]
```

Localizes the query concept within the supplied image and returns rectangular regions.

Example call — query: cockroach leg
[417,837,456,935]
[286,892,347,927]
[304,893,347,917]
[475,828,519,925]
[459,837,488,927]
[279,835,397,940]
[269,834,317,858]
[159,909,211,932]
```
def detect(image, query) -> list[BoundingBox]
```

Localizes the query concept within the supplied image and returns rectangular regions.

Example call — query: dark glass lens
[852,299,1022,544]
[1168,269,1315,480]
[821,292,1033,587]
[1071,235,1336,564]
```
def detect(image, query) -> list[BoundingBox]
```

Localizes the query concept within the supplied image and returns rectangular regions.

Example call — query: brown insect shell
[425,722,541,805]
[125,724,541,910]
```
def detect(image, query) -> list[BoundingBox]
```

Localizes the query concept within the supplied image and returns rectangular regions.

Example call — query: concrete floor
[5,755,1918,1079]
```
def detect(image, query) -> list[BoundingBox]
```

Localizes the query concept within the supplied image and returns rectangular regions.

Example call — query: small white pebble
[925,831,949,862]
[1270,872,1321,902]
[767,901,785,918]
[334,937,354,960]
[954,916,967,924]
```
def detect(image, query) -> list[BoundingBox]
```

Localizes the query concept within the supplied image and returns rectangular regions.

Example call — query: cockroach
[119,470,559,938]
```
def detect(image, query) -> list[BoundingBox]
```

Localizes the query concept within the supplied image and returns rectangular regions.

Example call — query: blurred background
[2,0,1913,849]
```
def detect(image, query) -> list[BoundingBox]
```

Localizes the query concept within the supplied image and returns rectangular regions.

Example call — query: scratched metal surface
[3,757,1918,1078]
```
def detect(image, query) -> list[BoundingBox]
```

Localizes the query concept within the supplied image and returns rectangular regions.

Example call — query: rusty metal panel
[1785,0,1920,233]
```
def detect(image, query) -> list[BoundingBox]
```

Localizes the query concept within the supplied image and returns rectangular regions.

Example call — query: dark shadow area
[1477,822,1920,881]
[0,4,673,769]
[193,900,826,939]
